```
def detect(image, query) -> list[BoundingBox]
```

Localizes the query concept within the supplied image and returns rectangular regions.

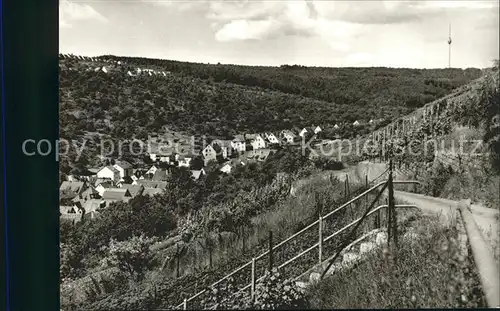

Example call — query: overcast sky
[60,0,499,68]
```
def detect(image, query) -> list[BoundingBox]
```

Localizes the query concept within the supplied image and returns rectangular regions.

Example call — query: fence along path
[175,174,419,309]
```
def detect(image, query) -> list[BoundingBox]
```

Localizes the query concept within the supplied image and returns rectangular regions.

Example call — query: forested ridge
[60,55,481,140]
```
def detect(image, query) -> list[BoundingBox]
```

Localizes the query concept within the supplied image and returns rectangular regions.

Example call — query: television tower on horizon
[448,23,452,68]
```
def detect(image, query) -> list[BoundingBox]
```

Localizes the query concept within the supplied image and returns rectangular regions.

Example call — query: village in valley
[59,122,365,222]
[59,54,387,224]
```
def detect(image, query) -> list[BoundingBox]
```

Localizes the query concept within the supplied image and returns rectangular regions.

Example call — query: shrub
[200,268,308,309]
[104,234,157,282]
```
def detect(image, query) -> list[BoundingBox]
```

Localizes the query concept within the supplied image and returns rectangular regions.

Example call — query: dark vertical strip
[1,0,59,311]
[0,0,10,309]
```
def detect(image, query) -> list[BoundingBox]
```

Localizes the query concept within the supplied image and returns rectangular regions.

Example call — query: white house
[314,126,322,134]
[353,120,360,126]
[299,128,308,138]
[101,66,108,73]
[127,71,134,76]
[251,134,267,150]
[211,140,232,159]
[231,135,246,153]
[95,181,114,197]
[334,124,340,129]
[176,155,192,167]
[96,166,120,182]
[202,144,218,164]
[220,162,233,174]
[113,161,133,178]
[281,130,296,144]
[265,133,280,145]
[146,165,158,177]
[191,169,206,181]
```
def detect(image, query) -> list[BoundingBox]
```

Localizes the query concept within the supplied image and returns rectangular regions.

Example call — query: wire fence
[172,171,396,309]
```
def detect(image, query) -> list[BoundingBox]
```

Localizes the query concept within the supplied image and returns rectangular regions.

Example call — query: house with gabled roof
[231,135,246,153]
[250,134,267,150]
[152,168,169,181]
[60,181,87,195]
[95,181,114,197]
[71,186,100,203]
[176,153,195,168]
[314,126,322,134]
[120,184,144,198]
[113,161,133,178]
[137,180,168,190]
[202,144,219,165]
[96,166,120,182]
[353,120,360,126]
[145,165,158,177]
[211,140,232,159]
[280,130,297,144]
[264,133,280,145]
[220,159,244,174]
[102,188,132,204]
[299,128,308,138]
[191,169,205,181]
[333,124,340,129]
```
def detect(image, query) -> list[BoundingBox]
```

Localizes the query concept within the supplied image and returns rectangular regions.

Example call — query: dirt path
[392,190,499,255]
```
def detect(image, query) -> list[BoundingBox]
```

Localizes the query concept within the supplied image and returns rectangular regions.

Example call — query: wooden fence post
[251,258,256,300]
[387,159,397,250]
[365,174,368,207]
[318,216,323,265]
[269,231,273,272]
[346,174,352,218]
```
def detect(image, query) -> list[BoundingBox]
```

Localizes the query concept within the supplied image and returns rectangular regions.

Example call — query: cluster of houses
[59,125,330,222]
[59,53,102,61]
[59,53,171,77]
[59,160,184,223]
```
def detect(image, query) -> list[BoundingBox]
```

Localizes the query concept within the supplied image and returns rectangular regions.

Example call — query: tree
[105,234,156,282]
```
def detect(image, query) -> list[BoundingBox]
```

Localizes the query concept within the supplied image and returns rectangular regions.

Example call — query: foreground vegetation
[307,215,485,308]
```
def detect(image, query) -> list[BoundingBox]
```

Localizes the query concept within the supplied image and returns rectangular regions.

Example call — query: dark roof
[137,180,168,190]
[212,140,232,148]
[102,188,131,200]
[100,166,120,174]
[233,135,245,142]
[152,169,169,181]
[115,161,132,169]
[82,199,105,213]
[121,176,134,184]
[142,188,163,196]
[97,181,114,189]
[94,178,111,187]
[60,181,85,193]
[281,130,297,137]
[245,134,257,140]
[120,184,144,197]
[60,191,78,200]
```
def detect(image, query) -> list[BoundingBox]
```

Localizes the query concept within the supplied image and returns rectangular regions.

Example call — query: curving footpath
[391,190,499,253]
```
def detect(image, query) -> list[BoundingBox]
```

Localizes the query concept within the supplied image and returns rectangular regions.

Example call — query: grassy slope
[307,215,485,308]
